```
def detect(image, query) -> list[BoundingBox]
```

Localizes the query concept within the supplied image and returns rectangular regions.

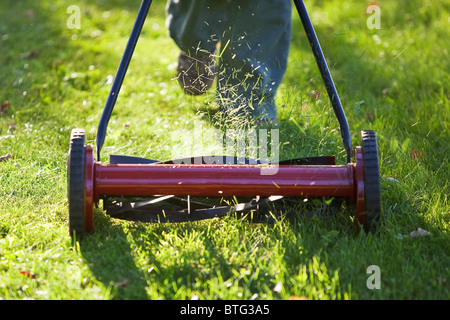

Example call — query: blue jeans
[166,0,292,122]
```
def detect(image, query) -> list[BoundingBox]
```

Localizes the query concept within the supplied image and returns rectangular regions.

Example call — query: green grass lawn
[0,0,448,300]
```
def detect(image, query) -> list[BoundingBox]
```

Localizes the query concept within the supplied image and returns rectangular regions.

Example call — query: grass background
[0,0,448,300]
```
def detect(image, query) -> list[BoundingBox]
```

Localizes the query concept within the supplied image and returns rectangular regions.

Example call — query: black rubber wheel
[361,130,381,232]
[67,129,86,237]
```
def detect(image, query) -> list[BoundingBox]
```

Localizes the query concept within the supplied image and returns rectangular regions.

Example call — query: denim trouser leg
[166,0,292,121]
[165,0,226,54]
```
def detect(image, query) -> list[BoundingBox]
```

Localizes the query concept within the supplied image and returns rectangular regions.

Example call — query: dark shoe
[177,51,216,95]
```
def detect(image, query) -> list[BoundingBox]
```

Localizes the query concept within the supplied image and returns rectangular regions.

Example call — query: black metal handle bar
[293,0,352,162]
[96,0,153,161]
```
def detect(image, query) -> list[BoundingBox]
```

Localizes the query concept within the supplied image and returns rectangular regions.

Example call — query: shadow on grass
[79,209,149,299]
[114,199,357,299]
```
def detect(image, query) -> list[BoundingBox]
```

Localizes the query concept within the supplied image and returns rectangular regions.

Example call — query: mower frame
[67,0,382,236]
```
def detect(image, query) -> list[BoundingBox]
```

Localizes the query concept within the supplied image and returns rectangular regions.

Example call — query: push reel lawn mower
[67,0,381,237]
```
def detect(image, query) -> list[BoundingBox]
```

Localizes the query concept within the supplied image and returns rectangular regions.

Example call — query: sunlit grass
[0,0,448,300]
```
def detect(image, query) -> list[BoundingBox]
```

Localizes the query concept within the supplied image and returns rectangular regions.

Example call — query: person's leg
[217,0,292,124]
[166,0,226,95]
[166,0,225,54]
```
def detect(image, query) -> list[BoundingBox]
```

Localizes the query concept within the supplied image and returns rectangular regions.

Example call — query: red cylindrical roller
[94,163,355,199]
